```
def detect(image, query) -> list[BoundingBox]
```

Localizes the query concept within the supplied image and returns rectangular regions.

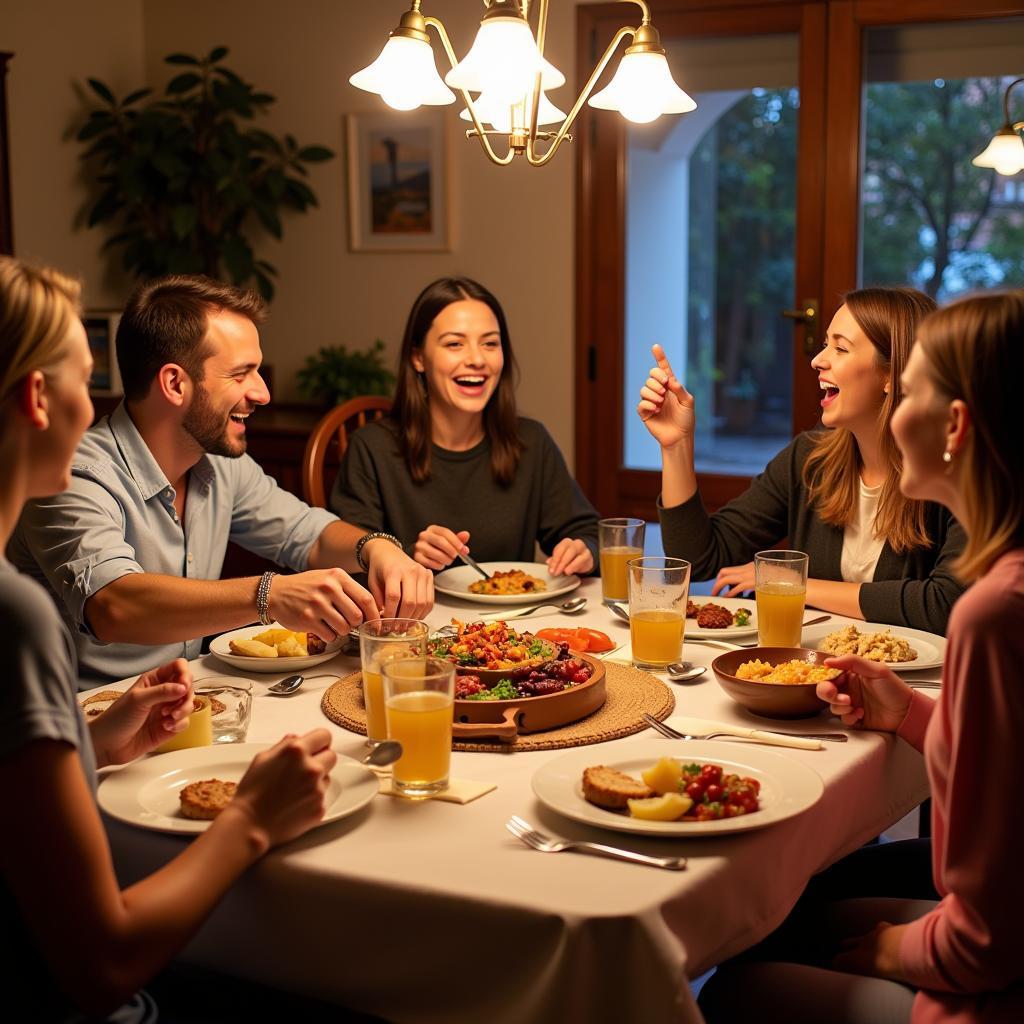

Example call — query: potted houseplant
[297,340,396,409]
[76,47,333,299]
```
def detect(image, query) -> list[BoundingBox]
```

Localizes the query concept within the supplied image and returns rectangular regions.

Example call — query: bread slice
[582,766,654,809]
[229,638,278,658]
[80,689,126,718]
[179,779,238,820]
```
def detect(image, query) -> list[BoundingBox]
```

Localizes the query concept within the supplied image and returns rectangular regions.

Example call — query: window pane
[623,35,798,475]
[861,21,1024,299]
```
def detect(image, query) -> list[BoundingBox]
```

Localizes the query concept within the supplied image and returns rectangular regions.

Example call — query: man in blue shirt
[9,275,433,684]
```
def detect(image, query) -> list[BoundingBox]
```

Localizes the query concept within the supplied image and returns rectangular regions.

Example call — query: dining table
[95,576,938,1024]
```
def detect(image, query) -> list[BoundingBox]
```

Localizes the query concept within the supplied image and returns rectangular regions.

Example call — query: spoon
[484,596,588,621]
[667,665,707,683]
[608,602,630,623]
[266,674,303,696]
[361,740,403,768]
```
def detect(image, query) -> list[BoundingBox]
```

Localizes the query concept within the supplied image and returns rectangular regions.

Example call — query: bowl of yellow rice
[711,647,845,719]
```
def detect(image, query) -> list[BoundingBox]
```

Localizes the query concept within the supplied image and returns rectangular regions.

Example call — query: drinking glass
[754,550,809,648]
[627,556,690,669]
[382,656,455,798]
[196,678,253,744]
[599,518,646,604]
[155,693,212,753]
[359,619,429,745]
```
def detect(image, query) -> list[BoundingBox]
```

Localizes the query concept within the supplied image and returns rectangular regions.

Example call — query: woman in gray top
[0,258,337,1022]
[637,287,965,635]
[331,277,599,576]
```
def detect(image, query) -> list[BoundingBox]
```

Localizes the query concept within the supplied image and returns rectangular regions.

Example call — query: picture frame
[346,109,450,252]
[83,311,122,395]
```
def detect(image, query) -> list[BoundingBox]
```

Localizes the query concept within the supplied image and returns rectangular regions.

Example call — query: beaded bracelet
[256,570,276,626]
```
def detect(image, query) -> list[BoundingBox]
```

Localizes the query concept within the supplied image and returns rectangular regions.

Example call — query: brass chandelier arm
[525,25,636,166]
[1002,77,1024,126]
[423,15,516,166]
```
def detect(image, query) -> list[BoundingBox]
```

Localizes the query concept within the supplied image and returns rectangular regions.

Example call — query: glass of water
[196,678,253,743]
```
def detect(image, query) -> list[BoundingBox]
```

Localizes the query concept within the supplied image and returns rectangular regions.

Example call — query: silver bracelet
[256,570,276,626]
[354,531,403,572]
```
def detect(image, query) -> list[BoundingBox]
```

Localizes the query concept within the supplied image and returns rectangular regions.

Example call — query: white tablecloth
[98,578,935,1024]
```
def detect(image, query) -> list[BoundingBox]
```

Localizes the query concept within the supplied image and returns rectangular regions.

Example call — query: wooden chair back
[302,395,393,508]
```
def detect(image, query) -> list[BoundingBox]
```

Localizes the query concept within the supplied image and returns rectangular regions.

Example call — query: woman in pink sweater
[700,290,1024,1023]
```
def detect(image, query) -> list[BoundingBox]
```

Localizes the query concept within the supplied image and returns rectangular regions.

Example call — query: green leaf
[165,53,201,65]
[76,114,114,141]
[208,46,229,63]
[222,234,254,282]
[171,205,198,239]
[255,205,282,238]
[87,78,116,105]
[122,88,153,106]
[297,145,333,162]
[167,72,202,94]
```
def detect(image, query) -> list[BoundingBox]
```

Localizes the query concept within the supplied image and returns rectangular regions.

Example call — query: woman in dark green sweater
[331,278,599,575]
[637,287,964,634]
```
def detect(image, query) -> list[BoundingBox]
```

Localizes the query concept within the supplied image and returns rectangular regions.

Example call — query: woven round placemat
[320,662,675,752]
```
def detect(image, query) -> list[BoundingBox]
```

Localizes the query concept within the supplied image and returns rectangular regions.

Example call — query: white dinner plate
[685,595,758,639]
[434,562,581,606]
[98,743,378,835]
[531,739,824,837]
[801,621,945,673]
[209,622,344,673]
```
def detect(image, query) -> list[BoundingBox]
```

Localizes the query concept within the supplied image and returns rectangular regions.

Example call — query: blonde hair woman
[637,287,964,633]
[699,290,1024,1023]
[0,257,336,1021]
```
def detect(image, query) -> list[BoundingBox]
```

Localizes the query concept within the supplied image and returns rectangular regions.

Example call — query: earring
[942,450,953,464]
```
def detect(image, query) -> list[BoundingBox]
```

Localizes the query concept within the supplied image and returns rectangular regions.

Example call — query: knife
[458,551,491,580]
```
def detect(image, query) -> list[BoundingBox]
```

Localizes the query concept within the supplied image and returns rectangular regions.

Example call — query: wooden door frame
[575,1,829,517]
[820,0,1024,339]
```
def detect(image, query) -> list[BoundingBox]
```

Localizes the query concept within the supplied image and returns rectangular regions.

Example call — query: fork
[505,816,687,870]
[643,712,847,745]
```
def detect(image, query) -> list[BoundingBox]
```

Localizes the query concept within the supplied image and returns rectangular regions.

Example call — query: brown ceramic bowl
[452,654,606,741]
[711,647,840,719]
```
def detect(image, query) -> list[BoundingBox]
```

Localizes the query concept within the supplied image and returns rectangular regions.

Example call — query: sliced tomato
[536,627,581,649]
[576,627,614,653]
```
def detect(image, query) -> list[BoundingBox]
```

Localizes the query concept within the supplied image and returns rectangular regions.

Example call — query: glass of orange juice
[382,655,455,798]
[627,556,690,670]
[599,518,646,604]
[359,619,429,746]
[754,550,809,648]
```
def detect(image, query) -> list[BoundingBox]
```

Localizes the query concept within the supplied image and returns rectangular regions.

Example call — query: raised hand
[269,568,380,643]
[226,730,338,848]
[816,654,913,732]
[364,538,434,619]
[413,525,471,571]
[636,344,696,451]
[88,658,193,767]
[547,537,594,576]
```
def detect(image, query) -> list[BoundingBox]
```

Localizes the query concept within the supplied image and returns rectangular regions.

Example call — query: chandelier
[972,77,1024,176]
[349,0,696,167]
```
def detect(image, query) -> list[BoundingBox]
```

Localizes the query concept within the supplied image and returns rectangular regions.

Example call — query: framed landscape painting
[346,109,449,252]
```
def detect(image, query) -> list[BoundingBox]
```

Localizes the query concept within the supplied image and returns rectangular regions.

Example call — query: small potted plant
[296,340,395,409]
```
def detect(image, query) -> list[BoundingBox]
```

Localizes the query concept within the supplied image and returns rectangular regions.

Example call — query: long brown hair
[917,291,1024,581]
[392,277,522,485]
[803,286,935,554]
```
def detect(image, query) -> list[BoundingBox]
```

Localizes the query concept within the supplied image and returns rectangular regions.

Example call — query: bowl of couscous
[711,648,845,719]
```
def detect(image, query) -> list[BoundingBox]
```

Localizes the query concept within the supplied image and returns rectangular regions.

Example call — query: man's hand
[637,344,696,451]
[547,538,594,577]
[711,561,756,597]
[89,659,193,768]
[364,539,434,619]
[816,654,913,732]
[832,922,908,981]
[413,525,471,571]
[269,568,380,642]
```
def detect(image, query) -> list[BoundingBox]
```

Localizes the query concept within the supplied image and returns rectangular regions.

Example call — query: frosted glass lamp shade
[445,17,565,101]
[460,89,566,132]
[350,35,455,111]
[589,50,695,124]
[972,128,1024,176]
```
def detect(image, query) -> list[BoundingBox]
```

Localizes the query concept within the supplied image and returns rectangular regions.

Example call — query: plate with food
[429,618,557,683]
[209,623,344,672]
[98,743,378,835]
[433,562,581,605]
[685,596,758,639]
[801,622,945,673]
[531,740,824,837]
